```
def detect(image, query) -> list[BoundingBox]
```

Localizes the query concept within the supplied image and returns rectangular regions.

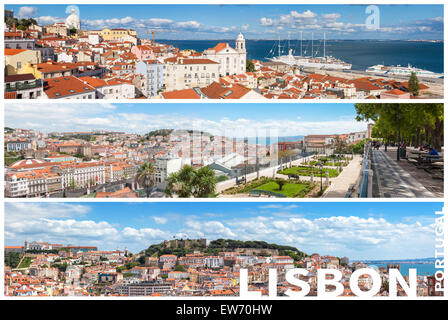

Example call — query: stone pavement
[371,149,437,198]
[322,155,362,198]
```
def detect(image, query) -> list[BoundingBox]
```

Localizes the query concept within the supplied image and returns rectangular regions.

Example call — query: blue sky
[5,103,368,137]
[6,4,444,40]
[5,202,443,260]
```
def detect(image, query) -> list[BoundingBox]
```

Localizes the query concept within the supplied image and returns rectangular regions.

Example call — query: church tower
[236,32,246,53]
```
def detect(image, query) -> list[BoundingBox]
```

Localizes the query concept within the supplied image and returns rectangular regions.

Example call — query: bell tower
[236,32,246,53]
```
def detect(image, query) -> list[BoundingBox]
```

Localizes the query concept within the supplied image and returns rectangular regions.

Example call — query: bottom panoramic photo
[4,202,445,298]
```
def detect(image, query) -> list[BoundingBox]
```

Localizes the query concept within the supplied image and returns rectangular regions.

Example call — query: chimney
[13,23,16,32]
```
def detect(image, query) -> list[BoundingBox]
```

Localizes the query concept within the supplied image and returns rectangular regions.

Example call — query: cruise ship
[366,64,443,79]
[268,32,352,70]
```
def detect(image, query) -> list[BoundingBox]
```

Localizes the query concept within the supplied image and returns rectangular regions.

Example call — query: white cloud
[17,6,38,18]
[291,10,317,19]
[153,217,168,224]
[322,13,341,20]
[5,203,90,224]
[5,103,368,138]
[260,17,274,26]
[36,16,65,25]
[175,20,201,29]
[4,203,435,259]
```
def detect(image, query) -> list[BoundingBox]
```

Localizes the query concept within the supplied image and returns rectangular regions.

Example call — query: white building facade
[203,33,247,76]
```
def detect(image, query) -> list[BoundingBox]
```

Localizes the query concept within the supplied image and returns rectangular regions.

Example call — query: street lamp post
[396,112,402,161]
[316,162,323,192]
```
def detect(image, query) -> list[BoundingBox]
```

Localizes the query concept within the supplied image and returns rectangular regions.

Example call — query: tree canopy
[165,165,217,198]
[355,103,443,151]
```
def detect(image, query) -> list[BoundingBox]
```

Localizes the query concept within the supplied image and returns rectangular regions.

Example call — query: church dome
[237,32,245,40]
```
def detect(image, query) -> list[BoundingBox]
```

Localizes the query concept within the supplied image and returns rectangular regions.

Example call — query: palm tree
[136,162,156,197]
[165,165,196,198]
[165,165,217,198]
[193,166,217,197]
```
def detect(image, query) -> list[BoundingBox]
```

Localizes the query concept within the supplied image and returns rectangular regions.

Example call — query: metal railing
[358,142,373,198]
[5,80,42,92]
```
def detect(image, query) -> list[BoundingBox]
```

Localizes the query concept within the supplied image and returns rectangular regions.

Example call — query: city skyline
[4,202,442,260]
[5,103,369,137]
[5,4,444,40]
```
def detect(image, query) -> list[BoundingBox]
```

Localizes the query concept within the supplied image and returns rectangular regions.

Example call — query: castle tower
[236,32,246,53]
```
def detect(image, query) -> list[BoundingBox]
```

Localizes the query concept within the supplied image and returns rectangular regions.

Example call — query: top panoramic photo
[3,4,444,100]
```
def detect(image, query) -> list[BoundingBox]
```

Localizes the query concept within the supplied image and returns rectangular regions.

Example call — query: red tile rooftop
[4,48,28,56]
[44,75,95,98]
[202,82,250,99]
[162,88,201,99]
[383,88,408,95]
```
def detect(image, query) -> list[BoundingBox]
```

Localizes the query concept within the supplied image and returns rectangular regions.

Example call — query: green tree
[332,136,348,154]
[69,27,77,35]
[174,264,186,272]
[165,165,217,198]
[355,103,443,151]
[274,178,287,191]
[408,72,420,96]
[246,59,255,72]
[135,162,156,197]
[194,166,217,197]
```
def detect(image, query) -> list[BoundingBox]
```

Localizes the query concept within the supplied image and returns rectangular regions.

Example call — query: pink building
[131,45,155,61]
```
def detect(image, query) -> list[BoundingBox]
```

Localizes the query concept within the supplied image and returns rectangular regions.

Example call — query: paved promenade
[217,155,361,198]
[371,149,437,198]
[216,155,314,194]
[322,155,362,198]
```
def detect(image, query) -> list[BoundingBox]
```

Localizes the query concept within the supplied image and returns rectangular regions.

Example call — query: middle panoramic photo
[4,102,444,199]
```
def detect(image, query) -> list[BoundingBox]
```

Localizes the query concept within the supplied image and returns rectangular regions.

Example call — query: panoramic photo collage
[1,2,446,303]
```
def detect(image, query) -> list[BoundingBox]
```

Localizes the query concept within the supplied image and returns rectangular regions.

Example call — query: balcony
[5,79,42,92]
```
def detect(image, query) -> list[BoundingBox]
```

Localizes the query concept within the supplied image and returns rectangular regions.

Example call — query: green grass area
[4,151,23,166]
[221,177,314,198]
[255,181,312,197]
[18,257,34,269]
[308,160,347,167]
[222,177,275,195]
[279,166,340,178]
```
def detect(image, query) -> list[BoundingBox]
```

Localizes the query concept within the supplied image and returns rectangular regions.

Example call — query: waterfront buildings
[4,9,440,99]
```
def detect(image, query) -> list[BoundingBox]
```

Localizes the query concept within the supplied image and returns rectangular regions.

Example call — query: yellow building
[4,49,41,75]
[18,61,77,80]
[99,28,137,41]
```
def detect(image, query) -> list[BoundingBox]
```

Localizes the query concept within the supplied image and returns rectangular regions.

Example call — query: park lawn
[308,160,347,167]
[255,181,309,197]
[279,166,339,178]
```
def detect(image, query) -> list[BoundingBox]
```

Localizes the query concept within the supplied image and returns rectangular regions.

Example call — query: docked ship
[366,64,443,79]
[267,32,352,70]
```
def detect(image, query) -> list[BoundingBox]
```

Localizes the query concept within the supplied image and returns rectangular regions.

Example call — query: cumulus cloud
[4,203,435,259]
[4,103,368,138]
[258,9,442,38]
[260,17,274,26]
[17,6,38,18]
